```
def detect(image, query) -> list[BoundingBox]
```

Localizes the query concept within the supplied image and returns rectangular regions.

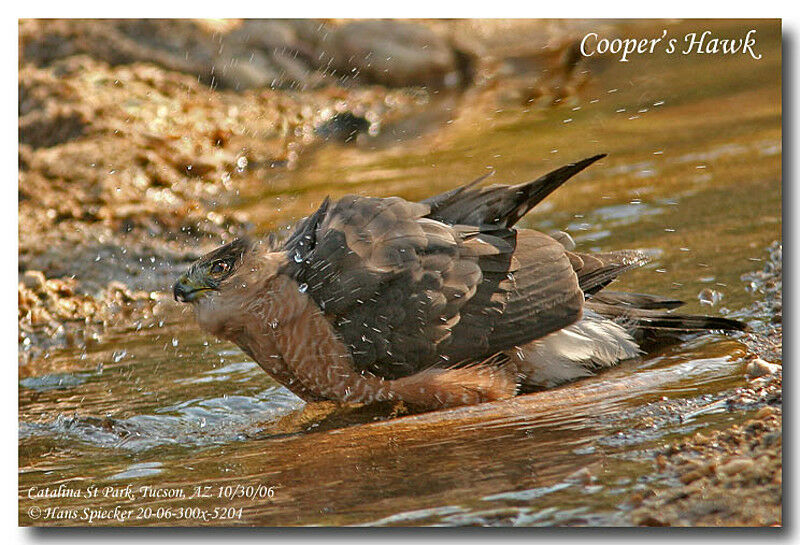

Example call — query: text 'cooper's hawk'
[174,155,745,410]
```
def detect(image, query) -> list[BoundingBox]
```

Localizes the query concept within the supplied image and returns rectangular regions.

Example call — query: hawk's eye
[209,260,230,276]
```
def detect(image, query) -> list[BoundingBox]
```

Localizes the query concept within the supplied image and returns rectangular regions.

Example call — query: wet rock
[630,400,781,526]
[637,515,670,527]
[215,20,326,90]
[756,406,777,419]
[18,269,163,366]
[745,358,780,379]
[316,20,461,89]
[315,112,371,143]
[20,19,601,95]
[429,19,604,105]
[21,270,46,291]
[19,19,463,91]
[718,458,754,477]
[19,108,89,149]
[678,469,704,485]
[627,490,652,508]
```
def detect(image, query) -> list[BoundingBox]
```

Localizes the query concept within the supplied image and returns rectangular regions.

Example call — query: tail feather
[590,290,686,310]
[500,153,607,227]
[587,301,748,332]
[423,154,606,227]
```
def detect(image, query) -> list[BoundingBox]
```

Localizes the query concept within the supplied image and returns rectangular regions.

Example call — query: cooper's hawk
[174,155,745,410]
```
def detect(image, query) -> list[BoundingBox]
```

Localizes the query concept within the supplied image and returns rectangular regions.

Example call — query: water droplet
[293,251,303,263]
[298,283,308,293]
[171,338,179,347]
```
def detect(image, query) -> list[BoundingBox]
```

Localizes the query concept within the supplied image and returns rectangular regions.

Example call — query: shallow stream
[19,20,781,526]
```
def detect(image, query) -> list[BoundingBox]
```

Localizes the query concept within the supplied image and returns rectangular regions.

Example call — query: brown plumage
[174,155,746,410]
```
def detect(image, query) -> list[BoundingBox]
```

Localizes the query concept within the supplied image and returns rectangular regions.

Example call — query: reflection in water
[19,20,780,526]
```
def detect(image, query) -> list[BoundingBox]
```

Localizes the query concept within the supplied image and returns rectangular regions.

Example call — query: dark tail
[590,290,685,310]
[587,299,748,333]
[500,153,607,227]
[423,154,606,227]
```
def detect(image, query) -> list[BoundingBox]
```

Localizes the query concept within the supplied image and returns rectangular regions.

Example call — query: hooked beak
[173,274,213,303]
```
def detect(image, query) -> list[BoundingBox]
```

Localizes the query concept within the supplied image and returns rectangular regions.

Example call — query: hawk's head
[173,237,255,304]
[173,236,286,336]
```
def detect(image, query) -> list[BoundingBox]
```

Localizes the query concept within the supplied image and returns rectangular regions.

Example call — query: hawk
[174,155,745,410]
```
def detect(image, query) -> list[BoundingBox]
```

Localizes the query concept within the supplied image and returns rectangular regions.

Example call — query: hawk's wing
[281,195,584,379]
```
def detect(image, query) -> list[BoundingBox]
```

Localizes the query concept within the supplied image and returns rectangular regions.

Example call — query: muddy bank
[18,19,594,366]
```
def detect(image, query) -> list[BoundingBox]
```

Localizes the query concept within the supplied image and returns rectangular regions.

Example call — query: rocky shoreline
[628,241,782,527]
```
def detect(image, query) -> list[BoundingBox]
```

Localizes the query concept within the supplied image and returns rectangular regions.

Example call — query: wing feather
[281,195,483,378]
[281,195,589,380]
[443,229,584,362]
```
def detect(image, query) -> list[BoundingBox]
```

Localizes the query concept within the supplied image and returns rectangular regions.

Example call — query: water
[19,20,781,526]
